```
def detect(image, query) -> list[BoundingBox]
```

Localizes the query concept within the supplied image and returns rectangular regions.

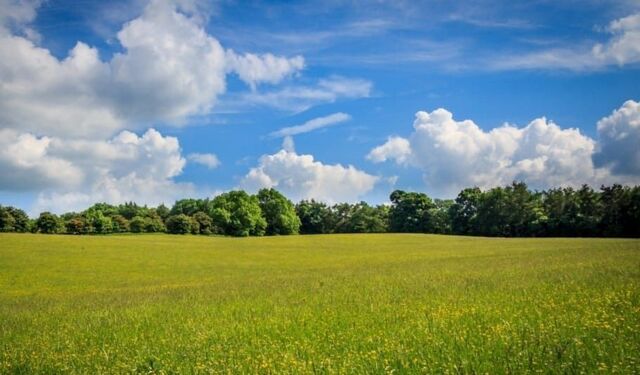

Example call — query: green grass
[0,233,639,374]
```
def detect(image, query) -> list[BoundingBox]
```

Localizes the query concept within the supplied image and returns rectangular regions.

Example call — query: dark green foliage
[129,216,147,233]
[144,214,166,233]
[35,212,63,234]
[110,215,130,233]
[428,200,454,234]
[0,207,16,232]
[257,188,300,235]
[85,211,113,234]
[449,187,482,235]
[333,202,388,233]
[166,214,193,234]
[156,204,170,220]
[3,206,29,232]
[118,202,146,220]
[2,185,639,237]
[0,205,30,233]
[599,184,640,237]
[170,199,205,217]
[211,191,266,237]
[191,212,213,235]
[388,190,435,233]
[295,200,335,234]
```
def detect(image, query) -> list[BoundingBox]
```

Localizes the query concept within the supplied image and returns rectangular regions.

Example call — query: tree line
[1,183,638,237]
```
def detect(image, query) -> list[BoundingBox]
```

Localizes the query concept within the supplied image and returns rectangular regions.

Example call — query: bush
[166,214,192,234]
[192,212,213,235]
[36,212,63,234]
[129,216,147,233]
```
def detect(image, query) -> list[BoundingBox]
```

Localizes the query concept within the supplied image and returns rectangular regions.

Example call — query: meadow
[0,233,639,374]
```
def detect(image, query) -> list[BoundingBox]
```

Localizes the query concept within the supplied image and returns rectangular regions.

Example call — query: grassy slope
[0,233,639,373]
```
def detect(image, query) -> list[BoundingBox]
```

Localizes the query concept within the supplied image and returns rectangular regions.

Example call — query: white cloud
[493,13,640,71]
[33,175,194,215]
[270,112,351,138]
[593,99,640,175]
[282,136,296,153]
[0,129,83,190]
[188,152,220,169]
[0,0,41,37]
[241,149,379,203]
[107,0,228,125]
[239,76,372,112]
[0,128,193,213]
[367,106,638,196]
[367,136,411,164]
[0,0,308,138]
[226,50,304,89]
[593,13,640,66]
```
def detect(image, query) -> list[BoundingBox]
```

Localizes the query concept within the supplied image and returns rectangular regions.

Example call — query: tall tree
[388,190,435,233]
[449,187,482,235]
[35,212,63,234]
[210,191,266,237]
[257,188,300,235]
[295,200,335,234]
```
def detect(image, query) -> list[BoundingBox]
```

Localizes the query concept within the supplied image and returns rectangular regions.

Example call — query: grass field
[0,233,639,373]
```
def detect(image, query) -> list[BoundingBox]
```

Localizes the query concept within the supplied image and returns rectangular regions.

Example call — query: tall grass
[1,233,639,373]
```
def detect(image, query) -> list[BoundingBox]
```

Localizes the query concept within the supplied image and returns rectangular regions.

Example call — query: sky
[0,0,639,215]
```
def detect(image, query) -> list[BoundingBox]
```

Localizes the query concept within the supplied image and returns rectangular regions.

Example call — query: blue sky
[0,0,639,214]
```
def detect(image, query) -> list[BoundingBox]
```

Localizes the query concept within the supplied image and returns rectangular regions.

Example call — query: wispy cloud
[229,76,372,113]
[488,12,640,71]
[270,112,351,138]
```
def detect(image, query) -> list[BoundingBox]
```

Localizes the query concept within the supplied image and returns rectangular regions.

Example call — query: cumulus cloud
[367,136,411,164]
[0,129,83,190]
[33,176,194,215]
[0,0,42,41]
[367,106,640,196]
[593,13,640,66]
[270,112,351,138]
[241,148,379,203]
[188,153,220,169]
[0,0,310,138]
[0,128,192,213]
[226,50,304,89]
[593,100,640,175]
[2,0,367,212]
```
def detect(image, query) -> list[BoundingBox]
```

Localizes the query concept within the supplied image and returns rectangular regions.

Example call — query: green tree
[65,217,88,235]
[110,215,130,233]
[449,187,482,235]
[145,214,166,233]
[192,211,213,235]
[0,206,16,232]
[388,190,435,233]
[0,206,30,233]
[257,188,300,235]
[427,199,454,234]
[118,202,144,220]
[155,204,171,220]
[36,212,63,234]
[295,200,335,234]
[211,191,266,237]
[171,199,207,217]
[86,211,113,234]
[332,202,388,233]
[129,216,147,233]
[166,214,193,234]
